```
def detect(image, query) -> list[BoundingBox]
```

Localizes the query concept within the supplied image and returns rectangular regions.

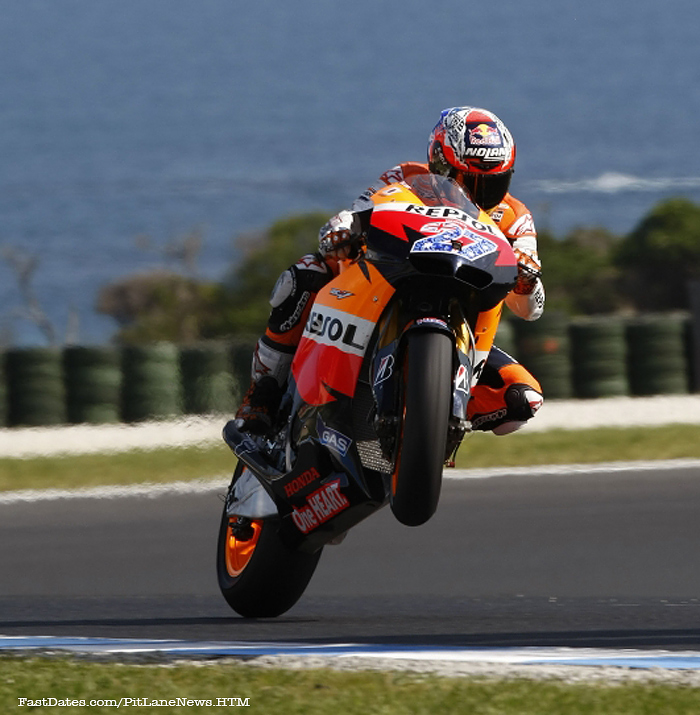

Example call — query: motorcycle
[216,173,518,617]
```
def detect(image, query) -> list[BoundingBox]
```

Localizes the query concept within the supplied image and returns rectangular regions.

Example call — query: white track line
[0,477,227,505]
[2,636,700,671]
[2,459,700,505]
[444,458,700,479]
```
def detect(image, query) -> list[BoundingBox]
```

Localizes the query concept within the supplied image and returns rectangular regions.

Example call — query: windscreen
[400,174,480,218]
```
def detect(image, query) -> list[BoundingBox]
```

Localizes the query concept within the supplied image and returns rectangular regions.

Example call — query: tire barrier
[120,343,183,422]
[6,347,66,426]
[63,346,122,424]
[180,343,237,415]
[494,318,517,358]
[0,352,6,428]
[626,314,690,395]
[569,317,629,399]
[512,311,573,399]
[0,315,694,429]
[686,316,698,392]
[228,337,258,402]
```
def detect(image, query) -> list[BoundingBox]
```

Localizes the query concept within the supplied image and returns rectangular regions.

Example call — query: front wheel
[390,330,453,526]
[216,465,323,618]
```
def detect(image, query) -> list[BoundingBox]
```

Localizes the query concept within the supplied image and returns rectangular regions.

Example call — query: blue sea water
[1,0,700,345]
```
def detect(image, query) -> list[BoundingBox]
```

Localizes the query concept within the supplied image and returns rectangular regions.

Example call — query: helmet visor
[458,170,513,210]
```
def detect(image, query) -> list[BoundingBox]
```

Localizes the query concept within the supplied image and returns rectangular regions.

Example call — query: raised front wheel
[390,330,453,526]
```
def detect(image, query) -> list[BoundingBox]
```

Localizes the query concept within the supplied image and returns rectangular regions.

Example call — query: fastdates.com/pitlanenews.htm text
[16,697,251,708]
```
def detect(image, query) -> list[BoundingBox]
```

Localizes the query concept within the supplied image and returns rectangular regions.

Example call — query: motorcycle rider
[234,106,545,437]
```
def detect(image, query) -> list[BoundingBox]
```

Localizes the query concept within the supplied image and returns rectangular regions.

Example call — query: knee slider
[504,383,543,421]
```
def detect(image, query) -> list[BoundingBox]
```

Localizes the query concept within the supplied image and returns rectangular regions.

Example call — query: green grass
[1,658,699,714]
[453,423,700,469]
[0,444,234,493]
[2,424,700,493]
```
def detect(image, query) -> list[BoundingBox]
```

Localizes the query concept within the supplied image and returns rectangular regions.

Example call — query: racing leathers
[235,162,545,436]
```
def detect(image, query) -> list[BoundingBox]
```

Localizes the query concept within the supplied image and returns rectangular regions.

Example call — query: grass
[453,423,700,469]
[0,444,234,493]
[1,658,700,714]
[2,424,700,493]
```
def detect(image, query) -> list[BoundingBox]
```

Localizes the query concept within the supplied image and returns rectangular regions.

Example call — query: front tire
[390,330,453,526]
[216,465,323,618]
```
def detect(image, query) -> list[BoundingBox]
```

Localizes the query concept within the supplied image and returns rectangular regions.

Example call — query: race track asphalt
[3,462,700,649]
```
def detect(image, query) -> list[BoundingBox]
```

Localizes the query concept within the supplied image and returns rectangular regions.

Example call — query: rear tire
[390,330,453,526]
[216,465,323,618]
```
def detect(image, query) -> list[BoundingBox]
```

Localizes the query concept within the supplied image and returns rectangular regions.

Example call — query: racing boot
[234,376,283,434]
[233,337,292,434]
[469,382,543,436]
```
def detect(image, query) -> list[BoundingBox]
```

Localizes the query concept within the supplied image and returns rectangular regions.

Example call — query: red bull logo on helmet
[468,123,502,147]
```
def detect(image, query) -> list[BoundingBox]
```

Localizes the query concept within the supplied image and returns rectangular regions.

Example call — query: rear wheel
[390,330,453,526]
[216,464,323,618]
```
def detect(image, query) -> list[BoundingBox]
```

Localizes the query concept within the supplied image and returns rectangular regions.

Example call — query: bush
[616,198,700,311]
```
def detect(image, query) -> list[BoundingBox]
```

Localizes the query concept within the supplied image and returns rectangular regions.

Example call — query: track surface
[3,464,700,650]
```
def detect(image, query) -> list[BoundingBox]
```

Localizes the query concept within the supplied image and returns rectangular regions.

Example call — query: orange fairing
[371,182,424,206]
[292,261,395,405]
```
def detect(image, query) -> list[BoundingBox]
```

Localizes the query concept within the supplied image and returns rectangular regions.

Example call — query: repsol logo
[405,205,498,236]
[406,205,472,221]
[304,309,368,351]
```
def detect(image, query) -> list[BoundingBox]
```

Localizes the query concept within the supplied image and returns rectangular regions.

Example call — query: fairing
[226,174,518,549]
[292,261,395,406]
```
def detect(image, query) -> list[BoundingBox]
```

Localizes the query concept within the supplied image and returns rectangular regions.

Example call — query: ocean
[1,0,699,345]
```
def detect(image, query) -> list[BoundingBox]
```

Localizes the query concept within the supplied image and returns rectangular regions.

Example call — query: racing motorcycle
[216,173,518,617]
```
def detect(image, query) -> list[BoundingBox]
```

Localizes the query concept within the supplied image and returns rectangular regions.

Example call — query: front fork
[446,315,474,465]
[371,313,474,465]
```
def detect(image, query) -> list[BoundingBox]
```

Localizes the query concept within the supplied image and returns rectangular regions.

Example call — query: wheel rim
[224,520,262,577]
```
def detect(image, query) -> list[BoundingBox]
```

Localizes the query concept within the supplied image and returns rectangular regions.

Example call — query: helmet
[427,107,516,210]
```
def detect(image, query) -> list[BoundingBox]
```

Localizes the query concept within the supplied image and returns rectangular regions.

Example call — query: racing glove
[318,210,362,260]
[513,248,542,295]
